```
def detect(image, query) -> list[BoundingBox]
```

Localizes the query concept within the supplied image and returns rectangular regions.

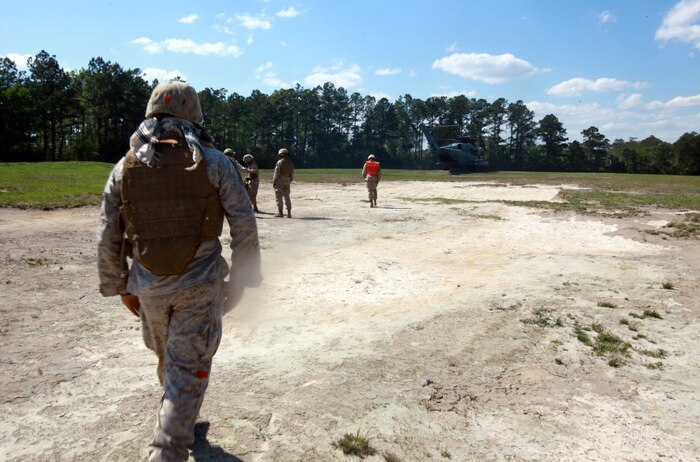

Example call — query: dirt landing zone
[1,181,698,461]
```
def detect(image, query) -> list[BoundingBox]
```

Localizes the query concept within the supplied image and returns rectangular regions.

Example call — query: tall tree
[485,98,508,168]
[0,57,33,160]
[672,132,700,175]
[27,50,74,161]
[506,100,536,170]
[536,114,568,170]
[581,126,609,171]
[75,57,150,161]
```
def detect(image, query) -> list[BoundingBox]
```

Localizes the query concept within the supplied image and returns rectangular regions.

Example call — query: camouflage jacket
[97,146,262,297]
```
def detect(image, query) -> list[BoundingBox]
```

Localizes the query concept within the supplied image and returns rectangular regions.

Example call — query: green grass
[2,163,700,210]
[636,348,668,359]
[629,309,664,320]
[574,325,593,346]
[0,162,114,209]
[597,301,618,309]
[332,431,376,458]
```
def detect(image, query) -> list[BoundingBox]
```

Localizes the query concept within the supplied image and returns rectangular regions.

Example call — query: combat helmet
[145,81,203,125]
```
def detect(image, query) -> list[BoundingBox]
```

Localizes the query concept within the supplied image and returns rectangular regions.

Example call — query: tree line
[1,50,698,174]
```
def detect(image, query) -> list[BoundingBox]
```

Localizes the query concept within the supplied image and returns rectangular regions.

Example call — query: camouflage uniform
[236,156,260,212]
[97,82,261,462]
[272,149,294,217]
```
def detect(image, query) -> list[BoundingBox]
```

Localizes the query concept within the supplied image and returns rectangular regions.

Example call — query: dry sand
[0,180,698,461]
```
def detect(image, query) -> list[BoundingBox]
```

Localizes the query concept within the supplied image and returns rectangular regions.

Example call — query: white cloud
[3,53,32,70]
[376,68,401,76]
[432,52,538,84]
[546,77,650,97]
[280,41,288,47]
[276,7,300,18]
[526,99,699,142]
[617,93,642,109]
[304,63,362,89]
[409,70,418,78]
[237,13,272,30]
[140,67,188,83]
[214,25,236,36]
[647,93,700,109]
[655,0,700,49]
[597,10,616,24]
[178,14,199,24]
[131,37,243,57]
[446,43,458,52]
[247,34,254,45]
[255,61,292,88]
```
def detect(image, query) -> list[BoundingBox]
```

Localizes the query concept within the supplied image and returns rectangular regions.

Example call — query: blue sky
[2,0,699,142]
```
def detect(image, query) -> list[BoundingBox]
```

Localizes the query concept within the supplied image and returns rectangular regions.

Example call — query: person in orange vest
[362,154,381,207]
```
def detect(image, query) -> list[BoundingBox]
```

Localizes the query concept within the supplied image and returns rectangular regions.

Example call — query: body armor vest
[120,132,224,276]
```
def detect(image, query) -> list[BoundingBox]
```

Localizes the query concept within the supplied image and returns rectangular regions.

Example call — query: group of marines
[224,148,382,216]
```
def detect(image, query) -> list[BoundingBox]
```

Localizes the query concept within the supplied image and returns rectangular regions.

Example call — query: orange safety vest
[364,160,380,177]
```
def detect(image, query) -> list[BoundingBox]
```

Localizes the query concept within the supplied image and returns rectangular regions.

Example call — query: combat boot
[287,210,292,218]
[275,208,283,217]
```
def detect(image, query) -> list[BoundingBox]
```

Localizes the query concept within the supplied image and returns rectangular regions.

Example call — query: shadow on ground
[189,422,245,462]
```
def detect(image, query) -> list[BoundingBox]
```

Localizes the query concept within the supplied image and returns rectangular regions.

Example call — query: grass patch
[592,331,631,357]
[644,361,664,370]
[597,301,618,309]
[332,431,377,459]
[629,310,663,320]
[576,322,633,366]
[574,325,593,346]
[661,281,675,290]
[23,257,49,267]
[383,452,403,462]
[520,307,558,327]
[636,348,668,359]
[440,449,452,459]
[664,213,700,238]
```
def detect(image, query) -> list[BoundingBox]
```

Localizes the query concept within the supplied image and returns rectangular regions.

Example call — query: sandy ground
[0,180,698,462]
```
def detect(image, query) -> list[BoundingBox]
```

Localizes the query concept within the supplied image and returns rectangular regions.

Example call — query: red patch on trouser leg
[196,370,209,379]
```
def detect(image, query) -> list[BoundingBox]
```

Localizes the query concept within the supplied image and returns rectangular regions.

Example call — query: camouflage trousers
[139,280,224,462]
[246,178,260,209]
[274,177,292,211]
[366,176,379,202]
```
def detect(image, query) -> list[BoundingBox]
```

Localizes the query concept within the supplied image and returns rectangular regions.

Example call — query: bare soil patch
[1,181,698,461]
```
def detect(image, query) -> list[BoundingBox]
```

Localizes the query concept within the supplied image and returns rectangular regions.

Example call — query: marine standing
[362,154,381,207]
[97,81,262,462]
[272,148,294,218]
[224,150,260,213]
[239,154,260,213]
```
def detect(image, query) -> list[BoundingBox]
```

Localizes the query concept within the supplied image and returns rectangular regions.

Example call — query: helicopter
[418,123,489,171]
